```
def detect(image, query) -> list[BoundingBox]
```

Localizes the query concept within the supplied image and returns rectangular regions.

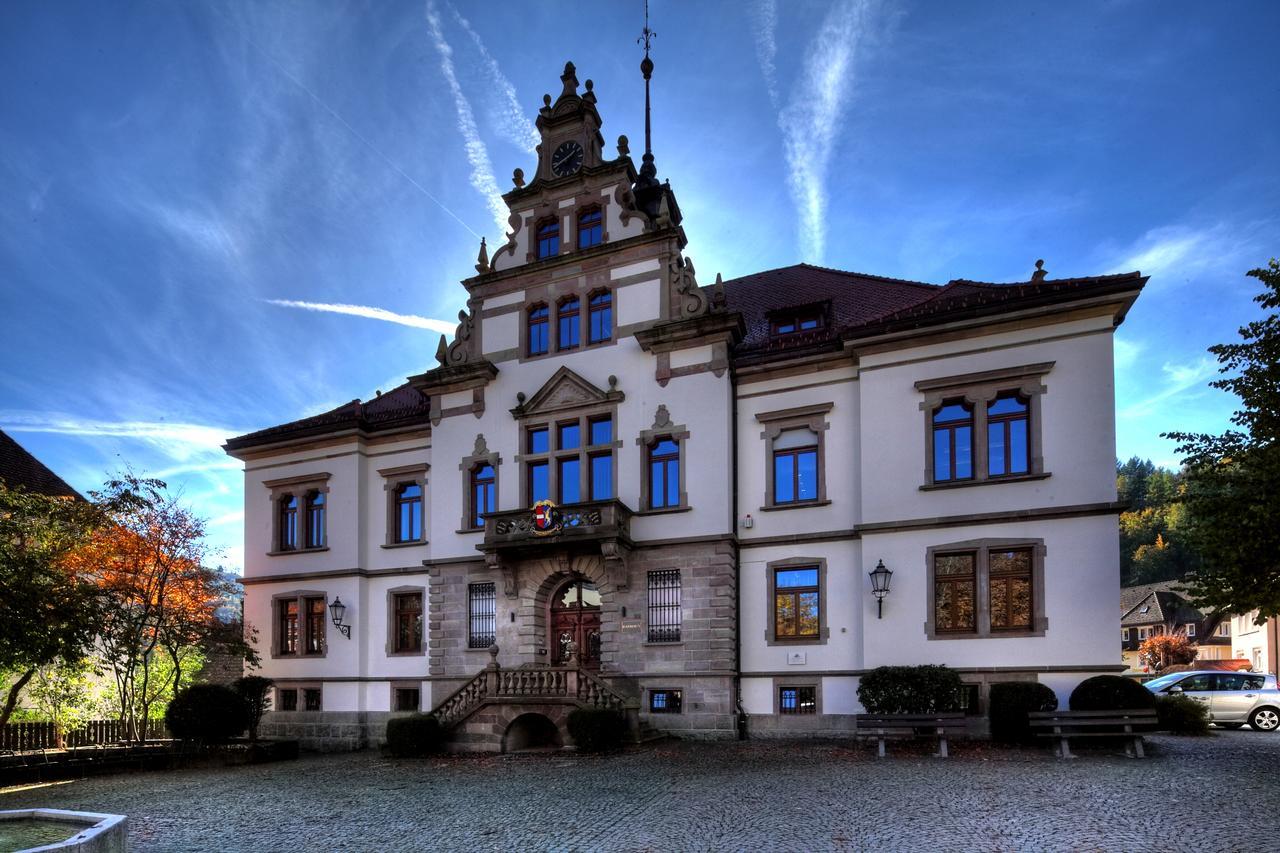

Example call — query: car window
[1243,676,1266,690]
[1215,674,1246,691]
[1144,673,1183,691]
[1178,674,1214,691]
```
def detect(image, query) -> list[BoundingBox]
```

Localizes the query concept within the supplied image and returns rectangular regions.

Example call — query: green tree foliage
[1166,259,1280,620]
[26,658,102,748]
[1116,459,1198,586]
[0,484,104,726]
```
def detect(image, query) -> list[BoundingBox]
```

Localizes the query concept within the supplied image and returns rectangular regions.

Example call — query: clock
[550,140,584,177]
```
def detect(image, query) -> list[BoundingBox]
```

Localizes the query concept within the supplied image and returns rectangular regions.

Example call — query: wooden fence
[0,719,170,751]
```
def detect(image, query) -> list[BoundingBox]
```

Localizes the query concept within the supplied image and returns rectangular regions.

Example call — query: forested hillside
[1117,457,1200,587]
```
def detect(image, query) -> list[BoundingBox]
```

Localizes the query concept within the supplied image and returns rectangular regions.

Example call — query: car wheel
[1216,723,1244,730]
[1248,708,1280,732]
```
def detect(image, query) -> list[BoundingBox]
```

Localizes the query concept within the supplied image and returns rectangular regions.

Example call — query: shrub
[165,684,250,743]
[1068,675,1156,712]
[232,676,274,742]
[385,714,446,757]
[1155,694,1210,735]
[566,708,627,753]
[857,665,963,714]
[988,681,1059,744]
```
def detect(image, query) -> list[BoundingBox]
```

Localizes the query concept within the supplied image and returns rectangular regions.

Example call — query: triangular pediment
[512,367,623,419]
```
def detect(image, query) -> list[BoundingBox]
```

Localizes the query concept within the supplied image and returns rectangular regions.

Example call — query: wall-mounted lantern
[869,560,893,619]
[329,596,352,639]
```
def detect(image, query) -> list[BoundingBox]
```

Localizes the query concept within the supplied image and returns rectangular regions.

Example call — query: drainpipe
[731,367,747,740]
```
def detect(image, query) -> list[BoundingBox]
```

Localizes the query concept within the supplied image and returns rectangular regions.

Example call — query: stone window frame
[385,585,425,657]
[924,538,1048,641]
[533,214,560,260]
[635,405,691,514]
[556,294,582,352]
[516,405,621,508]
[458,437,502,533]
[772,676,822,715]
[646,687,683,714]
[270,589,329,659]
[263,473,331,556]
[516,282,617,365]
[390,681,423,713]
[764,557,829,646]
[576,204,604,250]
[755,403,832,512]
[467,581,498,649]
[378,464,429,548]
[275,684,321,712]
[916,362,1054,490]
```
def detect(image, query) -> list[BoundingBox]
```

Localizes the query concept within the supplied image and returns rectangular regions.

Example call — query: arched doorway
[503,713,562,752]
[549,577,602,669]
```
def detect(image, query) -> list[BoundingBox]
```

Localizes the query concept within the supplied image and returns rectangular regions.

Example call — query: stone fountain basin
[0,808,126,852]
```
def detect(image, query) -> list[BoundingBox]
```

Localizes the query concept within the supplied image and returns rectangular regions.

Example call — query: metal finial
[638,0,657,182]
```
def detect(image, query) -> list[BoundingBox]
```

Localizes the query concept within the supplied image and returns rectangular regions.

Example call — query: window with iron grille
[647,570,681,642]
[649,689,682,714]
[468,582,497,648]
[277,688,297,711]
[779,685,816,714]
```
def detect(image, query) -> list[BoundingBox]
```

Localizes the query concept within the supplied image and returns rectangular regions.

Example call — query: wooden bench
[1028,709,1159,759]
[854,713,968,758]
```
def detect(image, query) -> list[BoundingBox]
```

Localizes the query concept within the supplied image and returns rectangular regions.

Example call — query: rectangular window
[934,553,976,634]
[647,570,681,642]
[279,495,298,551]
[528,461,549,504]
[988,549,1032,632]
[589,416,612,446]
[394,687,421,713]
[1186,623,1196,638]
[773,428,818,504]
[557,298,580,351]
[779,686,816,715]
[1122,628,1130,642]
[649,689,682,714]
[578,209,603,249]
[279,599,299,655]
[528,427,549,454]
[558,422,580,450]
[588,291,612,342]
[305,491,325,548]
[932,401,974,482]
[468,582,497,649]
[558,457,580,504]
[393,592,423,653]
[303,688,322,712]
[649,438,680,509]
[774,567,820,639]
[395,483,423,543]
[1217,624,1230,637]
[304,597,326,654]
[528,306,549,356]
[278,688,297,711]
[536,220,559,259]
[472,464,496,528]
[987,394,1030,477]
[590,453,613,500]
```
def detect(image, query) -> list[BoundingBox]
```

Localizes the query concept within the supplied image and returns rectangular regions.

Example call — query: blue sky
[2,1,1276,574]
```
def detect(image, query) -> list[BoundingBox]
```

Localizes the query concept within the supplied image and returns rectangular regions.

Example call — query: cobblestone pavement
[3,730,1279,852]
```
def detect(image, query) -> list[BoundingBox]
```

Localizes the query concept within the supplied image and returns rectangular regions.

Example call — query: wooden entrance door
[549,579,602,670]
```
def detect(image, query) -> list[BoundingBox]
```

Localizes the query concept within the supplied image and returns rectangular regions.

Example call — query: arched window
[527,304,549,356]
[987,393,1030,477]
[471,464,496,529]
[557,296,580,351]
[279,494,298,551]
[648,438,680,509]
[304,491,325,549]
[577,207,603,249]
[395,483,423,543]
[588,290,612,343]
[932,400,974,482]
[536,217,560,259]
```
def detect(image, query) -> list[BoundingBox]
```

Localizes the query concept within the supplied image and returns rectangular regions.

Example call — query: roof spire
[637,0,658,186]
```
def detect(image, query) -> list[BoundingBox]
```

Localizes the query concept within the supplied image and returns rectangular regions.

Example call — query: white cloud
[263,298,456,334]
[749,0,780,109]
[1119,357,1219,420]
[776,0,882,263]
[0,412,238,462]
[425,1,509,235]
[447,3,540,155]
[1113,336,1143,372]
[1105,221,1269,286]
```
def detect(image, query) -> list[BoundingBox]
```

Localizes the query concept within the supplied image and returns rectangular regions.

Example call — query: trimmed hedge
[988,681,1059,744]
[165,684,250,743]
[567,708,627,753]
[1068,675,1156,712]
[385,714,447,757]
[1156,694,1210,736]
[857,665,963,714]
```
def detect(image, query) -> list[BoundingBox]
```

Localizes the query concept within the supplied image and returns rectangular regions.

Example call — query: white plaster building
[225,61,1146,751]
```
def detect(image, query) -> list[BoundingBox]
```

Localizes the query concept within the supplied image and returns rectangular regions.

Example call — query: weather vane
[638,0,656,56]
[637,0,658,182]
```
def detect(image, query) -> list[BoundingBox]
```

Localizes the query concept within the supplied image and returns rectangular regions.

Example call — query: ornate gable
[510,367,624,419]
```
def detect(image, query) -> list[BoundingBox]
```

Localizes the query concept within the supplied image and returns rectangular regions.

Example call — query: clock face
[551,140,584,177]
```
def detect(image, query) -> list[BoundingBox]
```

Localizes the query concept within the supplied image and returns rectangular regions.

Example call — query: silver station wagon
[1145,670,1280,731]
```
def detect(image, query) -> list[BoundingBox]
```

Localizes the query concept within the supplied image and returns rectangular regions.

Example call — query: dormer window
[536,217,560,259]
[771,312,824,337]
[577,207,603,249]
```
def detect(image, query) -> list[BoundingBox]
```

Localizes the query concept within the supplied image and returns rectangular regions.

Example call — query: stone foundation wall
[259,711,396,752]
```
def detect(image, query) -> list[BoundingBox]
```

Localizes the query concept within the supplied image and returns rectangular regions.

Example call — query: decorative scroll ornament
[444,307,476,365]
[670,255,709,319]
[494,504,603,536]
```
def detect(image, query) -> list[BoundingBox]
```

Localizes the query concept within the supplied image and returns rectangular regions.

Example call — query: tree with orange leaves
[1138,633,1199,673]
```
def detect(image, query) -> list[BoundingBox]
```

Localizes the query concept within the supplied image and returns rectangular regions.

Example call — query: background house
[1120,580,1230,669]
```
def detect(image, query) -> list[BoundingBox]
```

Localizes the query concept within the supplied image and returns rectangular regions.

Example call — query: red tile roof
[223,382,429,452]
[0,429,82,498]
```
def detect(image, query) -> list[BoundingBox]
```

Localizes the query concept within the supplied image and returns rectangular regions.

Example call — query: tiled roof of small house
[0,429,82,499]
[224,382,429,452]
